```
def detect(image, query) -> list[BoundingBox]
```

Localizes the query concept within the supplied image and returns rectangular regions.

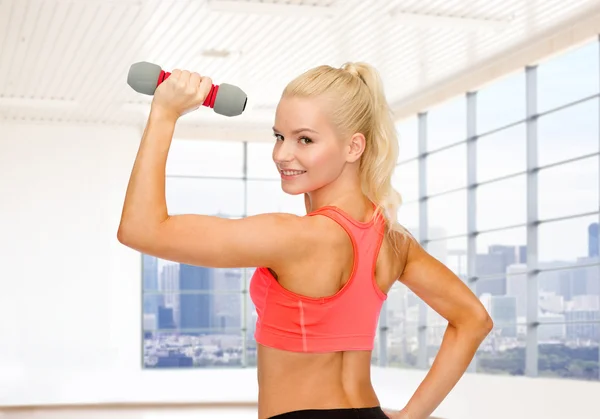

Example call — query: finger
[189,72,202,92]
[170,69,182,81]
[198,76,213,102]
[178,70,191,89]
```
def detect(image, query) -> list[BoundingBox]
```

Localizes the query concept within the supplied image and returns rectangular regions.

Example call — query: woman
[117,62,493,419]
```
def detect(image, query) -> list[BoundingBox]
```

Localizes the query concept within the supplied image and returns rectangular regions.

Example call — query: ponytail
[283,62,412,257]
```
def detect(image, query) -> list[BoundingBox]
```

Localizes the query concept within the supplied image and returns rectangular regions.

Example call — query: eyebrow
[272,127,319,135]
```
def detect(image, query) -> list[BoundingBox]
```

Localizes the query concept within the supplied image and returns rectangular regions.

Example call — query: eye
[299,136,313,145]
[273,133,283,141]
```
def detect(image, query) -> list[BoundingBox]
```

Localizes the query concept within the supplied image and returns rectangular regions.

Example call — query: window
[427,189,467,240]
[477,175,527,231]
[165,177,245,216]
[426,95,467,151]
[476,325,526,376]
[393,160,419,203]
[477,70,526,134]
[537,40,600,113]
[247,141,278,179]
[475,227,527,279]
[386,283,419,368]
[397,201,420,241]
[397,116,419,161]
[538,324,599,380]
[166,139,244,178]
[538,156,599,221]
[246,180,305,216]
[477,124,526,183]
[426,143,467,196]
[537,98,599,168]
[539,214,600,267]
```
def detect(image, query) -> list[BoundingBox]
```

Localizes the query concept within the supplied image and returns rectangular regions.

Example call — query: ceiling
[1,0,600,141]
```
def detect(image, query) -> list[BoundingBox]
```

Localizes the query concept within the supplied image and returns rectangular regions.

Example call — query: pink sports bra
[249,204,388,353]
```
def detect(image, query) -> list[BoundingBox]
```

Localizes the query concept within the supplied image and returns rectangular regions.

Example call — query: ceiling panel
[0,0,599,138]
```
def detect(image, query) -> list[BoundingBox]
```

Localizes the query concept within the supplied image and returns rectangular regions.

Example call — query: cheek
[303,146,345,177]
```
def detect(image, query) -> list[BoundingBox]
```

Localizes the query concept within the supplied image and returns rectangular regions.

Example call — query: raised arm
[393,237,493,419]
[117,69,321,270]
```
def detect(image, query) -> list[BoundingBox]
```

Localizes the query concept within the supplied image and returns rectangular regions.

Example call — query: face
[272,95,361,195]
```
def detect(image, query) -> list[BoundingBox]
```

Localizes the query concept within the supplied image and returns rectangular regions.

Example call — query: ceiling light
[389,10,513,32]
[207,0,340,18]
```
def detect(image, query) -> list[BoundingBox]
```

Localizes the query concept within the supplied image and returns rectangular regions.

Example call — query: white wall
[0,122,599,418]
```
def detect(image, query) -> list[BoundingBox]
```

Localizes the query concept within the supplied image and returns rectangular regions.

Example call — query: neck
[307,169,371,216]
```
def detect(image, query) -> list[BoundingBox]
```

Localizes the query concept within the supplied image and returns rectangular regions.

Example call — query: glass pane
[477,70,526,134]
[144,330,243,368]
[393,160,419,203]
[143,264,244,333]
[166,177,245,216]
[246,180,306,216]
[506,265,528,321]
[476,325,526,376]
[387,282,419,368]
[477,124,526,183]
[246,269,258,367]
[539,215,600,267]
[166,139,244,178]
[538,156,599,221]
[475,227,527,278]
[371,328,380,365]
[428,189,467,240]
[538,324,599,381]
[480,294,518,329]
[539,266,600,319]
[477,175,526,231]
[397,201,420,241]
[427,143,467,195]
[426,326,447,366]
[427,95,467,151]
[537,98,599,167]
[247,141,278,179]
[538,40,600,113]
[397,116,419,161]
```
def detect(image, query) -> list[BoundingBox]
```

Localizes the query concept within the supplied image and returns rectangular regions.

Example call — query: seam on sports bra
[298,300,307,352]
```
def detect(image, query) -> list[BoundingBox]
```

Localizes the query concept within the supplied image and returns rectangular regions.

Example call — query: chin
[280,184,305,195]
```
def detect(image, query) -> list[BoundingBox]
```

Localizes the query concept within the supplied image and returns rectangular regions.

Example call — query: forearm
[118,108,177,237]
[403,323,489,419]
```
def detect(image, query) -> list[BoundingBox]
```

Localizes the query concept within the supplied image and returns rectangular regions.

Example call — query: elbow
[117,223,142,247]
[453,307,493,338]
[117,224,132,246]
[471,309,494,338]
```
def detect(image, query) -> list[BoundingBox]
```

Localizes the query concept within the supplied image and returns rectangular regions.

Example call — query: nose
[272,138,295,164]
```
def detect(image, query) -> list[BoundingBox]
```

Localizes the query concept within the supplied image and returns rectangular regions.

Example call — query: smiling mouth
[280,170,307,176]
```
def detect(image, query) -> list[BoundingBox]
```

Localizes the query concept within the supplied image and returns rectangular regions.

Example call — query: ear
[345,132,366,163]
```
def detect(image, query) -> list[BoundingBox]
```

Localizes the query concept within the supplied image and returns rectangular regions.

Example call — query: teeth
[282,170,305,175]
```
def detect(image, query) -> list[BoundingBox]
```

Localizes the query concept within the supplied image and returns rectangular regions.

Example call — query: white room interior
[1,1,600,418]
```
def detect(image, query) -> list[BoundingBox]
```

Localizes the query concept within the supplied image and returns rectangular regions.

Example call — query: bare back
[256,207,409,419]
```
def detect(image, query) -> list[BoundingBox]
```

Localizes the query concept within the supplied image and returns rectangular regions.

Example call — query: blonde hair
[282,62,411,256]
